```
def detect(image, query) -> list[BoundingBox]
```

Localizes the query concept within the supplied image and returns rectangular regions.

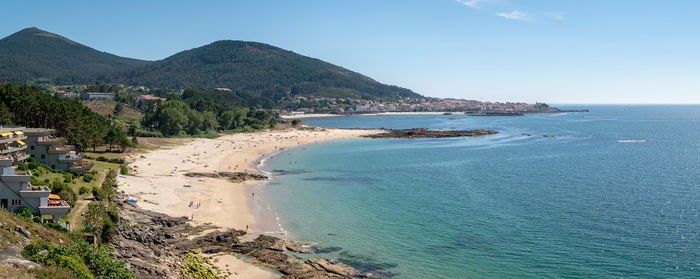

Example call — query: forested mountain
[0,28,422,101]
[119,40,421,100]
[0,27,151,84]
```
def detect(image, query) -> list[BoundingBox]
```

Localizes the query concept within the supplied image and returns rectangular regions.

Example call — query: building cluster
[289,96,538,114]
[0,127,72,222]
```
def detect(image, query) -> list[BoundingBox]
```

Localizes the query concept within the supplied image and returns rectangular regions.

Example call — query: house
[0,127,69,221]
[135,94,167,102]
[82,92,116,100]
[0,126,29,164]
[23,128,93,174]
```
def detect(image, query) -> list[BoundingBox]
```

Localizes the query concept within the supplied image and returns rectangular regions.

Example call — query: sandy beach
[282,111,451,118]
[118,126,377,278]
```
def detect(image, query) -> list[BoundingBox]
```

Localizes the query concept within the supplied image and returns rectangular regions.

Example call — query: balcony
[48,145,73,154]
[38,137,65,146]
[39,200,70,216]
[58,154,78,163]
[0,145,27,155]
[13,153,29,163]
[0,135,27,144]
[69,161,94,173]
[19,184,51,198]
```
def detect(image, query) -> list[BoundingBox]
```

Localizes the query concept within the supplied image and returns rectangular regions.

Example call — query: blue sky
[2,0,699,104]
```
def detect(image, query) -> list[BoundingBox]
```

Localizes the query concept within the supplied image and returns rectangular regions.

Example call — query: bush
[63,173,73,183]
[96,157,125,164]
[119,165,128,175]
[33,216,42,223]
[100,217,115,243]
[92,186,103,201]
[23,241,136,279]
[45,222,68,232]
[79,186,90,195]
[106,205,119,223]
[15,207,33,219]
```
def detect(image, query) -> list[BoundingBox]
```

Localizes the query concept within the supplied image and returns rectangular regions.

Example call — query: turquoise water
[262,106,700,278]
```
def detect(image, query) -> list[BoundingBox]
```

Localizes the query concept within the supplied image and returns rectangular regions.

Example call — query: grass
[82,99,143,120]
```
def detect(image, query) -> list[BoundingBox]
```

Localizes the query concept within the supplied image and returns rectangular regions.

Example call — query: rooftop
[24,128,56,135]
[0,126,25,133]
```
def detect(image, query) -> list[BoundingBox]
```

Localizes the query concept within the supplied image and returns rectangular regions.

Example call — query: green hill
[0,28,422,101]
[0,27,151,84]
[119,40,422,100]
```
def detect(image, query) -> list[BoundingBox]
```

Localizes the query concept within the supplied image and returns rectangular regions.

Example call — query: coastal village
[49,84,552,116]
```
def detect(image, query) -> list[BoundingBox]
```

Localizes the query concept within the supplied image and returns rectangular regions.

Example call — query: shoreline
[282,111,449,118]
[118,126,379,278]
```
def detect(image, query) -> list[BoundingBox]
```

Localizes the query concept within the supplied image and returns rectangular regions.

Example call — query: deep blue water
[262,106,700,278]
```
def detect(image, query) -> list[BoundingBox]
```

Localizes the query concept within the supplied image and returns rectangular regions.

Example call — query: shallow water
[262,106,700,278]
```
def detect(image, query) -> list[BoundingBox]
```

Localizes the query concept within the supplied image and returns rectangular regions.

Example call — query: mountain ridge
[0,27,422,100]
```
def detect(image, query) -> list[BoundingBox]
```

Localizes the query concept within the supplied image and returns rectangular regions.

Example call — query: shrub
[63,173,73,183]
[23,241,136,279]
[15,207,33,219]
[95,157,125,164]
[100,217,115,243]
[79,186,90,195]
[33,216,42,223]
[119,165,128,175]
[92,186,103,201]
[106,205,119,223]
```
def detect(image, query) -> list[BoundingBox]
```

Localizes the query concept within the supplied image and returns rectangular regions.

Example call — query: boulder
[15,225,31,237]
[1,257,41,269]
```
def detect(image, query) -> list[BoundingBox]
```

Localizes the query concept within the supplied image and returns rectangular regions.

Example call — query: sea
[260,105,700,278]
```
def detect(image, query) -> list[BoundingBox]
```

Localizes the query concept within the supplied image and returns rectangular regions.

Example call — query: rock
[286,241,311,253]
[365,128,498,139]
[1,257,41,269]
[0,247,22,259]
[15,225,30,237]
[307,258,355,276]
[184,171,268,182]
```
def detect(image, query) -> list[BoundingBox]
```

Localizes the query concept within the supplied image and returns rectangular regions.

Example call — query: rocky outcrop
[0,246,41,270]
[113,198,366,279]
[184,171,268,182]
[232,235,362,279]
[364,128,498,138]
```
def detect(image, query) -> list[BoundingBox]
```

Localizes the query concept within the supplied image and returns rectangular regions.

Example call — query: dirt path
[67,198,90,230]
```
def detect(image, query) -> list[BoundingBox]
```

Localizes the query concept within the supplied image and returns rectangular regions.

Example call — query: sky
[2,0,699,104]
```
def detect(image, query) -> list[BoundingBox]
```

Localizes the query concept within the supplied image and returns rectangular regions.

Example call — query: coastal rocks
[184,171,268,182]
[307,258,355,276]
[231,235,366,279]
[286,241,311,254]
[364,128,498,139]
[113,197,370,279]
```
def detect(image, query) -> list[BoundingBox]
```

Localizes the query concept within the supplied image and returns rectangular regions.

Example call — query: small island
[364,128,498,138]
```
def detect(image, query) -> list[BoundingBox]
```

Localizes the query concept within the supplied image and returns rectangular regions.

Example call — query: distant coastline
[283,109,590,118]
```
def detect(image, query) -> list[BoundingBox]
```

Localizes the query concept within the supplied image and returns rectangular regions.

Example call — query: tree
[84,202,105,235]
[114,102,123,115]
[219,110,235,130]
[118,134,131,152]
[104,127,121,151]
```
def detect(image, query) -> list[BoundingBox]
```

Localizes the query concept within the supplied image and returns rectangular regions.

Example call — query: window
[41,154,45,159]
[11,199,21,206]
[30,145,34,150]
